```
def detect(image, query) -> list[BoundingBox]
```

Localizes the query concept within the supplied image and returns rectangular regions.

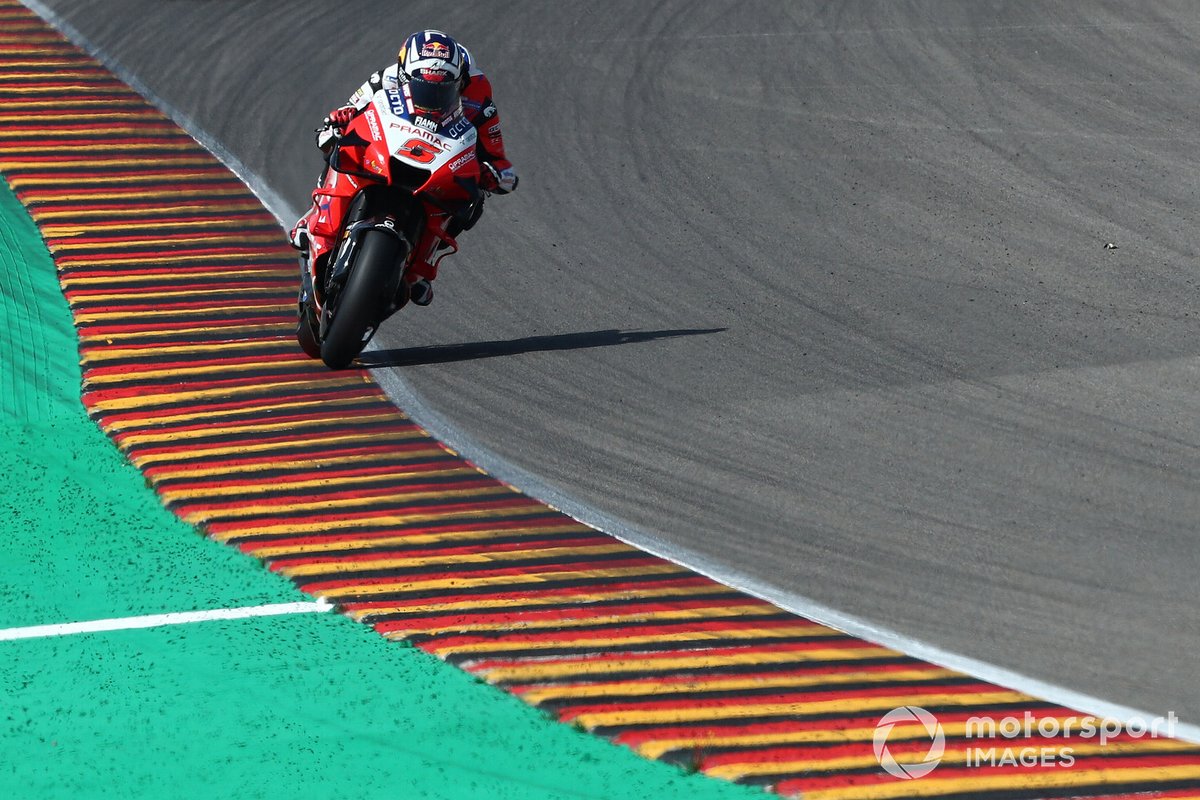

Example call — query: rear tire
[320,230,405,369]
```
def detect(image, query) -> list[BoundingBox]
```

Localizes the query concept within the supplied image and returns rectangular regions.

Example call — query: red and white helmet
[398,30,470,119]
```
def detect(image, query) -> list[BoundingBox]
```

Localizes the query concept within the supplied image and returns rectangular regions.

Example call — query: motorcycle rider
[289,30,518,307]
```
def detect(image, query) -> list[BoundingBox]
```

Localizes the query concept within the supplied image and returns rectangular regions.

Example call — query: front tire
[319,230,405,369]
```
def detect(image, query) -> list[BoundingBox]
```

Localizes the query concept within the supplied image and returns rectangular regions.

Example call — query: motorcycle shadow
[360,327,727,367]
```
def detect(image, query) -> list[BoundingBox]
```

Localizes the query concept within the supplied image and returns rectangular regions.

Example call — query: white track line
[0,600,333,641]
[20,0,1200,743]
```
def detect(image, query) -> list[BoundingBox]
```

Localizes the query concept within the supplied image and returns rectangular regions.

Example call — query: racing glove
[317,105,357,153]
[480,162,519,194]
[324,105,357,130]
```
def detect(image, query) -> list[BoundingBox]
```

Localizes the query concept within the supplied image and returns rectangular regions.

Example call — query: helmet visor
[408,72,459,118]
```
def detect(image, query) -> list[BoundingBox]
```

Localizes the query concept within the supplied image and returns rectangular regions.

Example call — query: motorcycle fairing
[302,88,481,311]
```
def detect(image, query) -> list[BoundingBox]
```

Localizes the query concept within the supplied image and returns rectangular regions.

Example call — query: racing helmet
[398,30,469,119]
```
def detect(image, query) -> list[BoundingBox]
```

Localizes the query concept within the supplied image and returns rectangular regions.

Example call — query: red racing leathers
[293,61,516,285]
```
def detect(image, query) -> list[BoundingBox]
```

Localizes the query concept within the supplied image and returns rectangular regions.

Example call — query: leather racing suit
[292,61,517,287]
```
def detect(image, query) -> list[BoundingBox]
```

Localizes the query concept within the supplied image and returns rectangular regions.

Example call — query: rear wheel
[320,231,405,369]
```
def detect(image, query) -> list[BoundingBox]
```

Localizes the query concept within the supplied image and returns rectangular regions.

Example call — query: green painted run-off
[0,175,761,799]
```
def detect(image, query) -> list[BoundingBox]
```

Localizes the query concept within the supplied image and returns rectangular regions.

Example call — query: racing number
[398,138,442,164]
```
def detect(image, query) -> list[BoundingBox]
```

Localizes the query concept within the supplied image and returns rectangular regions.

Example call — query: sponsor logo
[415,67,451,82]
[396,123,440,144]
[413,115,438,132]
[366,110,382,141]
[448,150,477,172]
[385,88,406,116]
[487,123,501,136]
[421,41,452,60]
[444,117,472,138]
[483,102,497,119]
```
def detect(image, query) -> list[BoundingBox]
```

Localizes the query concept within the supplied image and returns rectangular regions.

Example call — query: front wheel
[319,230,405,369]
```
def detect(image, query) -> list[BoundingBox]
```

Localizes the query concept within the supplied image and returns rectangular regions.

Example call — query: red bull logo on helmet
[421,41,452,60]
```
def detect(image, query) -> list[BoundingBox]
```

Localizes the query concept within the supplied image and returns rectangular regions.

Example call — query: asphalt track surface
[33,1,1200,723]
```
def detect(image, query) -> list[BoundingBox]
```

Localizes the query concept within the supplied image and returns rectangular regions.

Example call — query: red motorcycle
[295,86,481,368]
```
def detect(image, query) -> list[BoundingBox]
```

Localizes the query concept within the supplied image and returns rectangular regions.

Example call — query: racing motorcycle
[294,86,481,369]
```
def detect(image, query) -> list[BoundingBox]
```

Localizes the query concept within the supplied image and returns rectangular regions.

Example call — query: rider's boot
[290,224,306,251]
[405,256,436,306]
[407,278,433,306]
[289,206,319,252]
[404,225,445,308]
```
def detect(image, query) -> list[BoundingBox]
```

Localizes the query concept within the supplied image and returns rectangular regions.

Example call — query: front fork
[297,196,467,324]
[314,216,410,339]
